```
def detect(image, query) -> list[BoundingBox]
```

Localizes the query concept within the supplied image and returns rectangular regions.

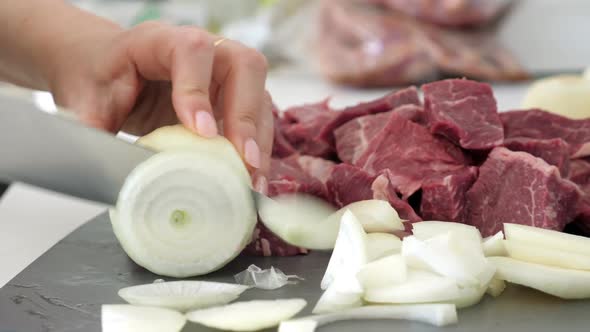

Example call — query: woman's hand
[48,21,273,190]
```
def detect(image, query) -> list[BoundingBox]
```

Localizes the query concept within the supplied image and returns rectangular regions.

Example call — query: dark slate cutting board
[1,212,590,332]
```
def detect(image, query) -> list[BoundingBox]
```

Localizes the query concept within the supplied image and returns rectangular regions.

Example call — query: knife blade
[0,92,155,205]
[0,92,272,208]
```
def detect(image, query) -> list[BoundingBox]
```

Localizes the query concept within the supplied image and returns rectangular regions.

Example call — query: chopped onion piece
[312,276,363,314]
[504,239,590,270]
[364,269,460,304]
[281,304,458,332]
[258,198,401,250]
[320,210,368,290]
[482,231,507,257]
[117,281,249,312]
[412,221,482,252]
[402,233,490,287]
[102,304,185,332]
[521,74,590,119]
[111,126,256,277]
[323,200,404,233]
[186,299,307,331]
[486,278,506,297]
[234,264,303,290]
[489,256,590,299]
[357,254,407,289]
[504,223,590,256]
[257,193,337,250]
[366,233,402,261]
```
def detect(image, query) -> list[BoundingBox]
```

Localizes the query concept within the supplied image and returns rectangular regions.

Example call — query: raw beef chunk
[500,109,590,158]
[423,79,503,150]
[319,87,421,145]
[325,164,422,222]
[502,137,571,176]
[243,222,309,257]
[334,104,424,164]
[268,155,336,199]
[420,167,478,222]
[272,107,296,158]
[567,159,590,235]
[356,112,469,198]
[464,147,579,237]
[280,100,336,158]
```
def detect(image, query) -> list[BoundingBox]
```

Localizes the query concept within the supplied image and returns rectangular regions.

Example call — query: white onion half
[111,126,257,277]
[118,280,249,312]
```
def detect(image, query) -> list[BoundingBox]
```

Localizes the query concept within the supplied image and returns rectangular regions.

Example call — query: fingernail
[195,111,218,138]
[254,175,268,196]
[244,138,261,169]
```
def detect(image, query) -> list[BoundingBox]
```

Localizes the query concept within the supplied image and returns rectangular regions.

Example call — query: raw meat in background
[255,78,590,256]
[464,148,579,237]
[315,0,527,88]
[423,79,503,150]
[370,0,512,27]
[500,109,590,158]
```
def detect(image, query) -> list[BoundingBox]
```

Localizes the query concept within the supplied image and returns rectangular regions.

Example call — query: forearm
[0,0,121,91]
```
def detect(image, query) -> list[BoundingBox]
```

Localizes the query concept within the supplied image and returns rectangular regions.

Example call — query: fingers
[253,91,274,194]
[212,39,269,171]
[123,22,217,137]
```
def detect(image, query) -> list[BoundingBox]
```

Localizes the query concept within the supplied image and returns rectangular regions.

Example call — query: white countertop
[0,69,529,287]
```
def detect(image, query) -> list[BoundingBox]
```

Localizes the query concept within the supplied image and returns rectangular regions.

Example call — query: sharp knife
[0,91,269,207]
[496,0,590,75]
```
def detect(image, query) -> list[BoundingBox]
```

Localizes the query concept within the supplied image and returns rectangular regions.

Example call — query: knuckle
[239,48,268,72]
[179,28,213,50]
[237,112,258,131]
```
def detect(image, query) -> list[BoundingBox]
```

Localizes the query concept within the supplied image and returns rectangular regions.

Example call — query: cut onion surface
[504,223,590,256]
[489,256,590,299]
[366,233,402,261]
[279,304,458,332]
[486,278,506,297]
[402,233,492,287]
[482,231,506,257]
[357,254,407,289]
[312,277,364,314]
[411,221,482,252]
[185,299,307,332]
[101,304,186,332]
[111,125,256,277]
[504,239,590,270]
[364,269,460,304]
[258,197,401,250]
[320,210,368,290]
[117,281,249,312]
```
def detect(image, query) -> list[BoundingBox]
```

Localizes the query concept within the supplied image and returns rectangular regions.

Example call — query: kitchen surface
[1,0,590,331]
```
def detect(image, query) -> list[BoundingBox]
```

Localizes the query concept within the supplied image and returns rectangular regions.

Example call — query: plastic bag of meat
[315,0,527,87]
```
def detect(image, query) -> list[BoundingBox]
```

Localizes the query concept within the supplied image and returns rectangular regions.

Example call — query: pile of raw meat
[315,0,527,87]
[245,78,590,256]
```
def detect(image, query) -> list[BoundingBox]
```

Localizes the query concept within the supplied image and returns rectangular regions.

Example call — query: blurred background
[3,0,590,112]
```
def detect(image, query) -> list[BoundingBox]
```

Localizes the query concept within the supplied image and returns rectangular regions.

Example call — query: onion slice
[504,223,590,256]
[101,304,186,332]
[110,126,257,277]
[186,299,307,331]
[320,210,368,290]
[258,198,402,250]
[357,254,407,289]
[482,231,506,257]
[489,256,590,299]
[279,304,458,332]
[366,233,402,261]
[504,239,590,270]
[117,281,249,312]
[411,221,482,251]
